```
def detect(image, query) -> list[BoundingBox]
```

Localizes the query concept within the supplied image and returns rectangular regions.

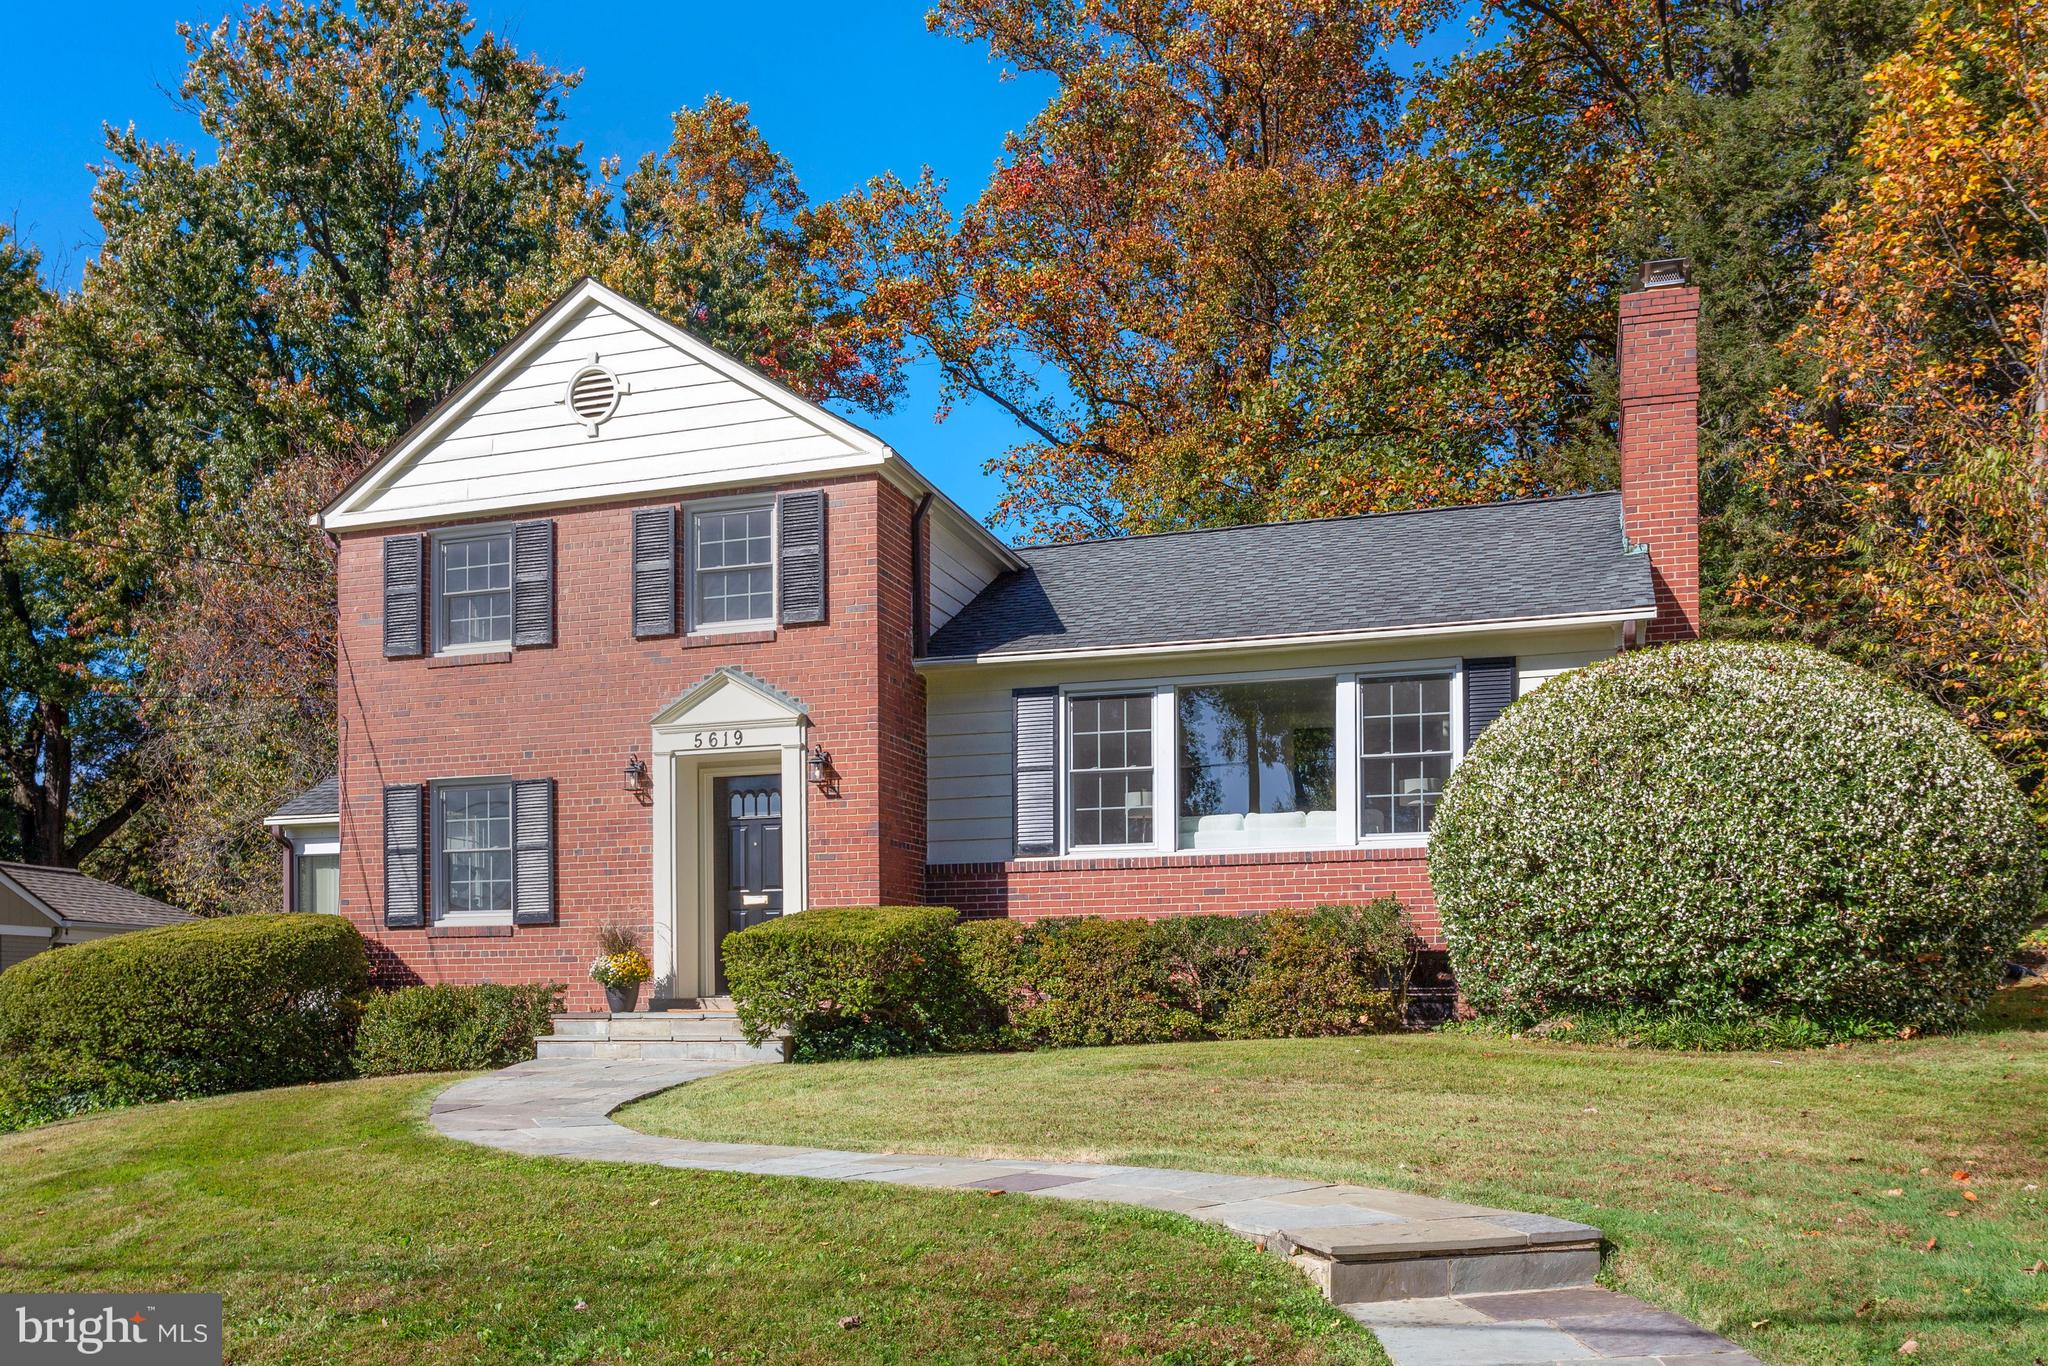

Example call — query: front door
[713,773,783,991]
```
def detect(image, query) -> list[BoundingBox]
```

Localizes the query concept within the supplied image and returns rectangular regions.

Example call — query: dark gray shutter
[382,784,425,928]
[777,489,827,626]
[631,506,677,637]
[1012,687,1059,857]
[512,778,556,926]
[1464,657,1518,745]
[382,534,425,658]
[512,520,554,647]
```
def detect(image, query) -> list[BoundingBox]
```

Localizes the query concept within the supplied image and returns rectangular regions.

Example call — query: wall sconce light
[807,747,839,796]
[622,750,648,794]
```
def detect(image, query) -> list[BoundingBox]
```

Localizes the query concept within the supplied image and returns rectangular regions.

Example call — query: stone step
[1277,1215,1602,1305]
[534,1036,787,1064]
[550,1013,752,1042]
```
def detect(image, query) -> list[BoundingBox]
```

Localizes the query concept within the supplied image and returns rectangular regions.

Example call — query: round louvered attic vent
[563,357,626,434]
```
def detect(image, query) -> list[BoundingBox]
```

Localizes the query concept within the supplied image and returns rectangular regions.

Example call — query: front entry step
[536,1011,787,1064]
[1275,1216,1602,1304]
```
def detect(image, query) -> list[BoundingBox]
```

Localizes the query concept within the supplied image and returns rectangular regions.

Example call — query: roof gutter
[914,607,1656,670]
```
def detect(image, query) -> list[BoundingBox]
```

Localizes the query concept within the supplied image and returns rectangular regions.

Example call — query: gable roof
[0,862,197,930]
[921,493,1656,663]
[318,278,1017,572]
[652,666,810,727]
[266,775,339,825]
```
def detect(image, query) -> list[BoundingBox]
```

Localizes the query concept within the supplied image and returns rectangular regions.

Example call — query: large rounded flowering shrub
[1430,642,2040,1033]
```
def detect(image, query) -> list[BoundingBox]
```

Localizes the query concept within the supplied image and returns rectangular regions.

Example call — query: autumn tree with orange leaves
[818,0,1913,543]
[1737,0,2048,817]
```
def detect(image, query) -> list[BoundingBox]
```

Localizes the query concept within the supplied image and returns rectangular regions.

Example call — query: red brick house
[272,264,1700,1012]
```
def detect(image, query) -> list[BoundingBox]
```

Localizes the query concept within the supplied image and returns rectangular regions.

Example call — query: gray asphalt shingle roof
[269,775,339,821]
[924,493,1655,660]
[0,862,197,929]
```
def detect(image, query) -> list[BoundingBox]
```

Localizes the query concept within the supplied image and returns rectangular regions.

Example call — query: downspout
[910,493,934,656]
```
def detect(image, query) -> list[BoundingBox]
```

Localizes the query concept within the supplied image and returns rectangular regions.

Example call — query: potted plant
[589,924,653,1014]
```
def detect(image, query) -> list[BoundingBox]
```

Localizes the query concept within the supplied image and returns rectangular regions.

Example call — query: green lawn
[623,986,2048,1366]
[0,1076,1377,1364]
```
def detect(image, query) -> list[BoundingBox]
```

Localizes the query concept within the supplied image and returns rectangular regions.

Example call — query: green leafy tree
[22,0,890,910]
[0,229,149,870]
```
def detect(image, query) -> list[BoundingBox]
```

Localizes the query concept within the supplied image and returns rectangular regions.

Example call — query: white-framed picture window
[1041,661,1472,858]
[1358,673,1455,836]
[1176,675,1339,850]
[1066,693,1155,848]
[689,502,775,629]
[436,529,514,650]
[434,781,514,920]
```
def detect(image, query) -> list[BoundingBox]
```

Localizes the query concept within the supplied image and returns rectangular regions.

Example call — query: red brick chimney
[1617,259,1701,643]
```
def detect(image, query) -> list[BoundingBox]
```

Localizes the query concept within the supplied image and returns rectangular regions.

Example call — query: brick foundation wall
[335,473,925,1010]
[926,847,1442,943]
[1617,280,1702,644]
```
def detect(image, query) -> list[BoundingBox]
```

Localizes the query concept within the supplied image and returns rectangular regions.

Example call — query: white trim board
[915,608,1654,670]
[263,813,340,831]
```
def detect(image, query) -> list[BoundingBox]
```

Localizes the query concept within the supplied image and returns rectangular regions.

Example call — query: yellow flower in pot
[589,924,653,1014]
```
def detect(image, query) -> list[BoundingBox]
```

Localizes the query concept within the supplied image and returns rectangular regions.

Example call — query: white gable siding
[923,626,1620,866]
[929,512,1010,637]
[335,299,871,524]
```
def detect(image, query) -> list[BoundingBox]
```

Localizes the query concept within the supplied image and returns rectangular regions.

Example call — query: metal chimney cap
[1640,258,1691,289]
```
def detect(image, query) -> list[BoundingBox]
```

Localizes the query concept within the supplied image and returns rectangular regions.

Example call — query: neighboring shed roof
[923,493,1656,661]
[0,862,196,929]
[267,775,339,823]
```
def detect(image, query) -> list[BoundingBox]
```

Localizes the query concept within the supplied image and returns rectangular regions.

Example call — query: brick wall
[335,473,924,1009]
[1617,281,1702,643]
[927,847,1441,942]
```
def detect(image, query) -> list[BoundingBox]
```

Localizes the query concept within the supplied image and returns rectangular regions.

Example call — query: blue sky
[2,1,1468,524]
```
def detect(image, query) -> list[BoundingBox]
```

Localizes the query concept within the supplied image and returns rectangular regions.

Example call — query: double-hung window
[1067,694,1154,848]
[437,530,513,650]
[1358,674,1454,836]
[690,503,775,629]
[435,781,514,919]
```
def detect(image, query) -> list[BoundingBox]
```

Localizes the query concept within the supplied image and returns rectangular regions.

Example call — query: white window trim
[685,494,778,636]
[430,777,517,924]
[1060,686,1170,856]
[289,832,341,914]
[1348,658,1463,849]
[1048,659,1468,859]
[431,523,518,657]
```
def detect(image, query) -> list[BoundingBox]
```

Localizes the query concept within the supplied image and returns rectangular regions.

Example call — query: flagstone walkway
[431,1058,1762,1366]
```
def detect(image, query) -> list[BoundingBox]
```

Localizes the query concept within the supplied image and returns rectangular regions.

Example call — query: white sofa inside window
[1178,809,1340,850]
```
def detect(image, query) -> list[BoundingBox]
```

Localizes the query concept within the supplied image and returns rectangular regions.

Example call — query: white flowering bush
[1431,642,2041,1034]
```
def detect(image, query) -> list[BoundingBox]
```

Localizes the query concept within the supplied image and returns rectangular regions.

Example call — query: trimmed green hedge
[733,902,1414,1061]
[1430,641,2043,1035]
[724,906,983,1060]
[0,913,369,1130]
[353,982,563,1076]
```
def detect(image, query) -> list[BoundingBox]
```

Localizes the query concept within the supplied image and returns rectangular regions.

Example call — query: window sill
[971,843,1431,874]
[429,922,514,938]
[681,628,776,649]
[428,650,513,668]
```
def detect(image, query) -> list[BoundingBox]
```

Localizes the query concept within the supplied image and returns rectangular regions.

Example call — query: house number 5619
[692,729,744,749]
